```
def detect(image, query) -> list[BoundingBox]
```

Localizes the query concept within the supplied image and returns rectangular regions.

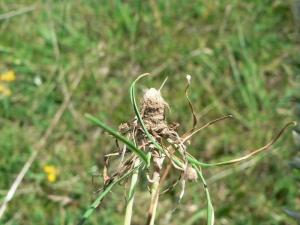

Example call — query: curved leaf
[193,164,214,225]
[85,113,149,165]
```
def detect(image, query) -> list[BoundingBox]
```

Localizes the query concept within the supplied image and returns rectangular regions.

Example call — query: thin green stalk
[149,181,159,225]
[124,158,140,225]
[193,164,214,225]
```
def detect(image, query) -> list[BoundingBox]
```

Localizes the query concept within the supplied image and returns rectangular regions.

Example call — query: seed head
[184,164,198,182]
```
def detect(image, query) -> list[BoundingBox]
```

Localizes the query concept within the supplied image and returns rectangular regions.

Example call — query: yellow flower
[43,165,57,182]
[47,173,56,182]
[0,70,15,82]
[0,84,3,92]
[44,165,55,173]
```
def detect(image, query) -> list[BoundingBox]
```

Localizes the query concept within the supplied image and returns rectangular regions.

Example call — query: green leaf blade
[85,113,149,165]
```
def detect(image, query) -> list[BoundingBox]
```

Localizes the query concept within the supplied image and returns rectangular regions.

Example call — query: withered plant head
[140,88,170,136]
[101,77,189,195]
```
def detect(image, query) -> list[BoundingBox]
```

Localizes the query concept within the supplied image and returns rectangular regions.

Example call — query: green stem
[149,181,159,225]
[193,165,214,225]
[124,158,140,225]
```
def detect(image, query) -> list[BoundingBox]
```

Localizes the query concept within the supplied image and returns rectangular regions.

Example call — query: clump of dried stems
[82,74,296,225]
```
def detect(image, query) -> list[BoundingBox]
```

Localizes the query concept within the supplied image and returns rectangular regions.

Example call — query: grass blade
[188,121,296,167]
[193,164,214,225]
[129,73,163,153]
[85,113,149,165]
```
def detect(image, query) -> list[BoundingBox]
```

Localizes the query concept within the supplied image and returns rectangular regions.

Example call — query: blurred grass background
[0,0,300,224]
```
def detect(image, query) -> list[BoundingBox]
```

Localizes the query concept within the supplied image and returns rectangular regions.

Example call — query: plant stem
[124,158,140,225]
[149,180,159,225]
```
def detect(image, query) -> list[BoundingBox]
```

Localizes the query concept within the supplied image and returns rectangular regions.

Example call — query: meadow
[0,0,300,224]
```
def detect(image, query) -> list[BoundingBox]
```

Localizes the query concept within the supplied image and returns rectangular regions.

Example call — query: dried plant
[79,74,296,225]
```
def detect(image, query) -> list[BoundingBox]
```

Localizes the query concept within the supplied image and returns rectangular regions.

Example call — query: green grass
[0,0,299,224]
